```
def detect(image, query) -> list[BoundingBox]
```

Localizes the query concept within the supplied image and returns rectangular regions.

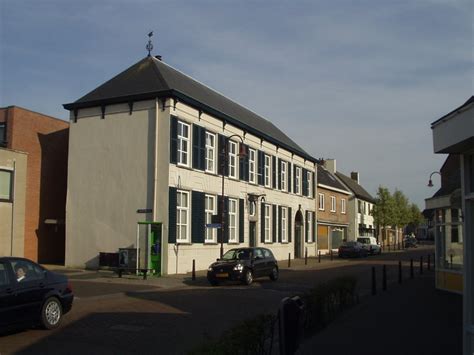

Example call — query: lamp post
[220,134,247,258]
[427,171,441,187]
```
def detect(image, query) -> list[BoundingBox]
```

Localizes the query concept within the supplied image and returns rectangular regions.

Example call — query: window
[205,195,216,243]
[0,262,10,286]
[228,198,238,242]
[0,169,13,202]
[330,196,336,212]
[0,123,6,147]
[281,162,287,191]
[264,204,271,242]
[307,170,312,197]
[176,190,190,242]
[318,193,325,211]
[341,198,346,214]
[205,132,216,173]
[10,260,45,282]
[307,212,313,242]
[264,155,271,187]
[228,141,237,178]
[249,149,256,184]
[177,121,190,166]
[281,207,287,242]
[295,167,301,194]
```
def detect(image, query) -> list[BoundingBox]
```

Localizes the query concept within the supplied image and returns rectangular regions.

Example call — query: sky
[1,0,472,208]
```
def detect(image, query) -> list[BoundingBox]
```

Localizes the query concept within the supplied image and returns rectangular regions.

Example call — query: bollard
[318,250,321,263]
[288,253,291,268]
[410,259,414,279]
[450,254,453,268]
[192,259,196,281]
[382,265,387,291]
[398,261,402,284]
[420,256,423,275]
[330,250,333,261]
[305,248,308,265]
[371,267,376,295]
[427,254,431,271]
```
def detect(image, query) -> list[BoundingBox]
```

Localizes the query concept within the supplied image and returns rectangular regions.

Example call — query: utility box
[118,248,137,269]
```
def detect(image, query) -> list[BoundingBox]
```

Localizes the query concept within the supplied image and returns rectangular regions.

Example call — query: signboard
[137,208,153,214]
[206,223,222,229]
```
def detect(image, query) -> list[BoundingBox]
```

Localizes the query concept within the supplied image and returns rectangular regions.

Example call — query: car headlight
[233,264,244,271]
[208,267,213,272]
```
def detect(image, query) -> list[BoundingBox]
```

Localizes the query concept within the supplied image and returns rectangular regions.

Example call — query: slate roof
[317,165,350,193]
[335,172,375,203]
[63,56,315,162]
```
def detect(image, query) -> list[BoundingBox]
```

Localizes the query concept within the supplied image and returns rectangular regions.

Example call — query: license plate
[216,273,228,278]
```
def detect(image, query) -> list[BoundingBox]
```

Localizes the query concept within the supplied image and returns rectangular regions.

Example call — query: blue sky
[1,0,472,208]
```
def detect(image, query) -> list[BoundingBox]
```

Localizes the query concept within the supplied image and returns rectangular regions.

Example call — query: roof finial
[146,31,154,57]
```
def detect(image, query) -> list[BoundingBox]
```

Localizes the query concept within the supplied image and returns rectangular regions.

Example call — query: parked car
[404,236,418,248]
[0,257,74,332]
[207,247,279,286]
[338,241,368,258]
[357,236,382,255]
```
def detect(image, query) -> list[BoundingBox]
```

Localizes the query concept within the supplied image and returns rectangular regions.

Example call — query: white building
[63,55,317,274]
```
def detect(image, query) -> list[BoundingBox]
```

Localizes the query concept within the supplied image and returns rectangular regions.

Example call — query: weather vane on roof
[146,31,154,56]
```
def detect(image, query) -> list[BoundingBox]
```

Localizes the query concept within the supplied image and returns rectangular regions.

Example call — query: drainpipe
[10,159,16,256]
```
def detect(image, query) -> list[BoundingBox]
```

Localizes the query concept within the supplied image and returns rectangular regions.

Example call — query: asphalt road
[0,246,435,355]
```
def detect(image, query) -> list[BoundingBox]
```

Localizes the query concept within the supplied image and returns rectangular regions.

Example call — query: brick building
[0,106,69,264]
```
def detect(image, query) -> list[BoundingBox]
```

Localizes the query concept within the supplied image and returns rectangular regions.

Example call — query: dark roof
[431,96,474,126]
[430,154,461,198]
[317,165,350,192]
[64,56,314,162]
[335,172,375,203]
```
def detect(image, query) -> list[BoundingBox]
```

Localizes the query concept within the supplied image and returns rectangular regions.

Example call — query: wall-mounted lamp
[247,193,266,204]
[427,171,441,187]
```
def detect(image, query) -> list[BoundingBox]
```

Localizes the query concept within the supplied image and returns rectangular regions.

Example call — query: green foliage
[371,186,395,228]
[408,203,423,228]
[189,314,276,355]
[392,189,410,228]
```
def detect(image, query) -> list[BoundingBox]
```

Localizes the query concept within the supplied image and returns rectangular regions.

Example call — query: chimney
[351,172,359,184]
[323,159,336,174]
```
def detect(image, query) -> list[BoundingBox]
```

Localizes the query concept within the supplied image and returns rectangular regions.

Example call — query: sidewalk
[296,273,463,355]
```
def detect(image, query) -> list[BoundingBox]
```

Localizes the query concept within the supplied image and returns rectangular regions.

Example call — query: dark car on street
[0,257,74,332]
[207,247,279,286]
[403,236,418,248]
[338,241,369,258]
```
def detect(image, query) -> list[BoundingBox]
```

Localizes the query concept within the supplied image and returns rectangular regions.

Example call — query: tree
[371,186,395,243]
[407,203,423,232]
[392,189,410,242]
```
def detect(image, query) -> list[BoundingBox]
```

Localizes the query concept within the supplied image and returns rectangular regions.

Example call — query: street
[0,246,436,355]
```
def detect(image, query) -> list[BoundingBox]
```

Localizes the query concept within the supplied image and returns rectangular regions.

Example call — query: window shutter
[223,197,229,243]
[170,116,178,164]
[278,159,282,190]
[245,146,250,181]
[260,202,265,243]
[192,125,206,171]
[168,187,177,243]
[288,163,292,193]
[191,191,205,243]
[199,127,206,170]
[217,195,224,243]
[239,199,244,243]
[305,211,309,242]
[272,156,276,189]
[312,211,316,242]
[239,144,249,181]
[293,165,297,192]
[278,206,282,242]
[288,207,292,243]
[303,169,309,196]
[218,135,228,176]
[258,150,264,185]
[272,204,277,243]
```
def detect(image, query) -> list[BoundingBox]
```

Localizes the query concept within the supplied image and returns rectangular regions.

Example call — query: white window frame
[281,161,287,191]
[307,212,313,243]
[281,207,287,243]
[249,148,256,184]
[330,196,336,212]
[319,193,325,211]
[228,198,238,243]
[228,141,237,179]
[205,132,216,174]
[177,121,190,167]
[205,194,217,243]
[264,204,271,242]
[295,166,301,194]
[264,154,271,187]
[307,170,312,197]
[341,198,346,214]
[176,190,190,242]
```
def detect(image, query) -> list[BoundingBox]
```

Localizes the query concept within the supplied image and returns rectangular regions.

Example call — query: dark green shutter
[288,207,292,243]
[258,150,264,185]
[303,169,309,196]
[293,165,297,193]
[272,205,277,243]
[239,199,244,243]
[312,211,316,242]
[239,144,249,181]
[244,146,250,181]
[272,156,276,189]
[168,187,177,243]
[192,125,206,171]
[217,196,229,243]
[278,159,282,190]
[218,135,228,176]
[305,211,309,242]
[260,202,265,243]
[278,206,282,242]
[170,116,178,164]
[191,191,205,243]
[288,163,292,193]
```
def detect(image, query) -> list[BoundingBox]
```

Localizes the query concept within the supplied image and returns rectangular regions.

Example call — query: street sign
[206,223,222,229]
[137,208,153,214]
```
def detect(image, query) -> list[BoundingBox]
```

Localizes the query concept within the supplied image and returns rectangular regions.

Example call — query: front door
[294,226,302,258]
[249,222,256,247]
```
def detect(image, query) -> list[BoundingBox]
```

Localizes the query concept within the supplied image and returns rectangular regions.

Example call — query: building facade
[0,106,69,264]
[63,55,317,274]
[316,160,351,253]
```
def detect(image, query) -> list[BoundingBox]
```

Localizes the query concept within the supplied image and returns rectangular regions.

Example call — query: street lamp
[220,134,247,258]
[427,171,441,187]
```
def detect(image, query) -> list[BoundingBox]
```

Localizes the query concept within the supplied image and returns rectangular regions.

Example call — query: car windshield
[221,249,251,260]
[344,241,358,247]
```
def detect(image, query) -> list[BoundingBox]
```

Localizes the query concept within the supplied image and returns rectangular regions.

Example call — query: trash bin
[279,296,305,355]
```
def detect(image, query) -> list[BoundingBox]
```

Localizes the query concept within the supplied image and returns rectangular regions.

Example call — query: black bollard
[450,254,453,268]
[318,250,321,263]
[371,267,376,295]
[427,254,431,271]
[382,265,387,291]
[192,259,196,281]
[288,253,291,268]
[330,250,333,261]
[410,259,414,279]
[420,256,423,275]
[398,261,402,284]
[305,248,308,265]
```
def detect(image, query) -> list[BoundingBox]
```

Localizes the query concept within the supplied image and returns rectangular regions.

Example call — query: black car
[0,257,74,332]
[207,247,279,286]
[338,241,368,258]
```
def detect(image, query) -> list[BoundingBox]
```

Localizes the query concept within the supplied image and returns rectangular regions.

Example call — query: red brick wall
[0,106,69,263]
[317,187,350,225]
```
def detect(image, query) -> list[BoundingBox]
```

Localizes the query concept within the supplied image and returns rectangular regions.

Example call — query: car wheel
[269,266,279,281]
[41,297,62,330]
[243,269,253,285]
